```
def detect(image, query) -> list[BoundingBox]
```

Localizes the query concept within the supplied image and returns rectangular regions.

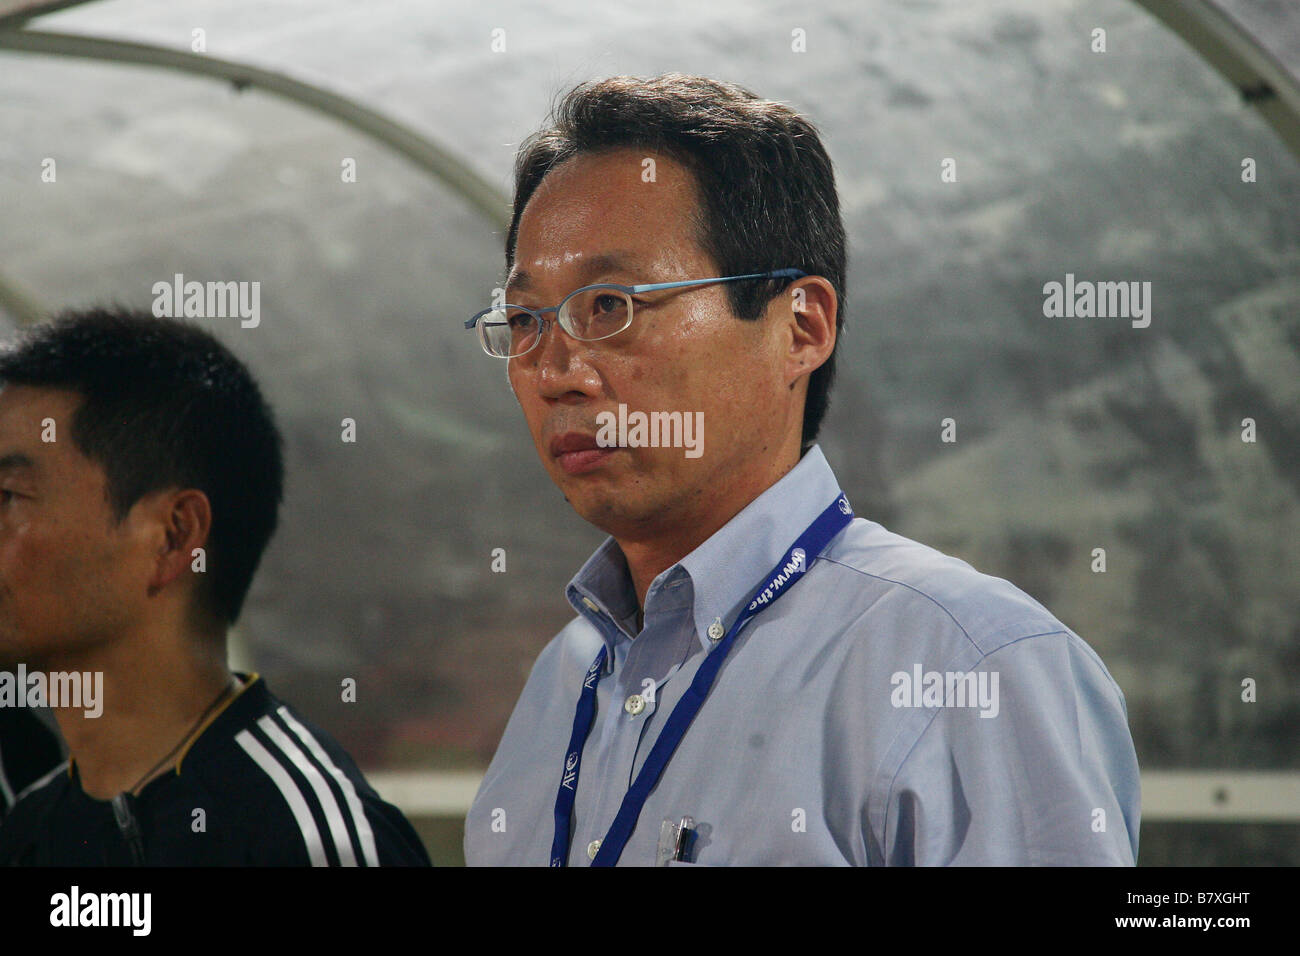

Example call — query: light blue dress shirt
[465,445,1140,865]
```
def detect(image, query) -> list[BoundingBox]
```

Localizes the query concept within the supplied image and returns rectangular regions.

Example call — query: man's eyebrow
[0,452,36,473]
[506,252,645,296]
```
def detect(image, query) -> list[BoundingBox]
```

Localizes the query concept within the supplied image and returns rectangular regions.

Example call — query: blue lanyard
[550,492,854,867]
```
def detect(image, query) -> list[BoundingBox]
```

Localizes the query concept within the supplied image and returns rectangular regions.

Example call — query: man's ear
[781,276,837,389]
[146,489,212,595]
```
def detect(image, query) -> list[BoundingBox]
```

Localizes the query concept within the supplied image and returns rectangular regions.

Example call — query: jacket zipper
[111,793,146,865]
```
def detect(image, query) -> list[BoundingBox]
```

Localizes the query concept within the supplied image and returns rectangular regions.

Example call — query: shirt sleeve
[365,793,434,867]
[231,776,431,867]
[882,630,1140,866]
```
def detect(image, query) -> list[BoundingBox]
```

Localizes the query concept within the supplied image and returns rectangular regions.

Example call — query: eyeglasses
[464,268,806,358]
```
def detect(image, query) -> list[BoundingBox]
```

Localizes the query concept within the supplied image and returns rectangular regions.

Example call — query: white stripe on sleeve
[275,706,380,866]
[235,729,328,866]
[258,715,358,866]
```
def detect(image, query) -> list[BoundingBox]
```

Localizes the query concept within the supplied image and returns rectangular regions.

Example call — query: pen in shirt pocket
[656,815,696,866]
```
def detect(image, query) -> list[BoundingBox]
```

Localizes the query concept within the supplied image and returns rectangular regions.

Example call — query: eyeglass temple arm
[465,269,807,327]
[628,268,806,294]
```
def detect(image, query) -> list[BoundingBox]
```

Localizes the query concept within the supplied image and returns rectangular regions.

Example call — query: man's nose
[533,312,574,369]
[529,314,599,398]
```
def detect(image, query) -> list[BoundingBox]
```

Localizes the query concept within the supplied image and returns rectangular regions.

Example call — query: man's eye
[506,310,536,330]
[594,294,622,314]
[0,489,14,505]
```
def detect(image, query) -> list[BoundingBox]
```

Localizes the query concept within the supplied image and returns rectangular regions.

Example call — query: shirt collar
[566,538,643,658]
[565,444,845,658]
[176,672,265,770]
[67,672,265,798]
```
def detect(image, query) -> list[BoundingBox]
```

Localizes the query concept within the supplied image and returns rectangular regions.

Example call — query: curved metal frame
[0,4,510,326]
[0,29,510,227]
[1133,0,1300,159]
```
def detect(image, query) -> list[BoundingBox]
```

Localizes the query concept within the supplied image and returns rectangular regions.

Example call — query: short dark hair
[0,307,283,626]
[507,73,847,449]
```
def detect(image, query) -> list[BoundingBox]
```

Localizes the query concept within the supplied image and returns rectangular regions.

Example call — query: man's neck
[619,447,804,612]
[46,625,232,800]
[621,529,722,619]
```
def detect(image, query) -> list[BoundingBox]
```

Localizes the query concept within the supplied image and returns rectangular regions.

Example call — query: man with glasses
[463,74,1140,866]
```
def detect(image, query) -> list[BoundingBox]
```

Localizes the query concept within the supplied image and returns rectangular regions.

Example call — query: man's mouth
[550,431,620,476]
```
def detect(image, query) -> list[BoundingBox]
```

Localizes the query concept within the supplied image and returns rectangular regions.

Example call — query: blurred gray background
[1,0,1297,865]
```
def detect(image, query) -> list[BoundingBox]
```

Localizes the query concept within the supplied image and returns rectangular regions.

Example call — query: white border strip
[1139,771,1300,822]
[367,770,484,818]
[368,770,1300,822]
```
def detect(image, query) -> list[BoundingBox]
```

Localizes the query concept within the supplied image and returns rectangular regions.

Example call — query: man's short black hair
[508,73,848,450]
[0,307,283,626]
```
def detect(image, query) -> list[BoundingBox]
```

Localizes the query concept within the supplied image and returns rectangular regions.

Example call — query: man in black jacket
[0,308,428,866]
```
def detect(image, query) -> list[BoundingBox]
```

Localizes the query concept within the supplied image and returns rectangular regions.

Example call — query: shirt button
[707,618,725,641]
[624,694,646,716]
[587,839,601,860]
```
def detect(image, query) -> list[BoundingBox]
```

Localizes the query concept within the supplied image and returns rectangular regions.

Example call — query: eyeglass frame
[463,268,808,358]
